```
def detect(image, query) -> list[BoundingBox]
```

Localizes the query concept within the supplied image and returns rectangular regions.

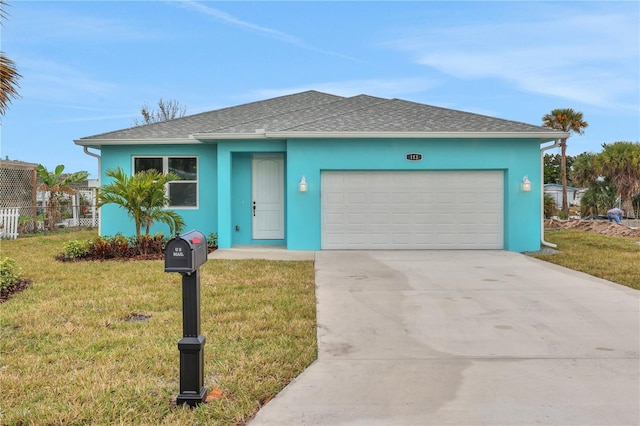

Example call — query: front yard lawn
[0,230,316,425]
[531,229,640,290]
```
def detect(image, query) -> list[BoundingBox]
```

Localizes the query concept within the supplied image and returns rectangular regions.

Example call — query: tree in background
[0,1,21,117]
[570,152,600,188]
[594,142,640,218]
[98,167,185,240]
[36,165,89,230]
[543,153,576,185]
[542,109,588,214]
[571,152,616,218]
[133,98,187,126]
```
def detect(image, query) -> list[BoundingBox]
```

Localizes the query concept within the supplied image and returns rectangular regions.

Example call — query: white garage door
[321,171,503,249]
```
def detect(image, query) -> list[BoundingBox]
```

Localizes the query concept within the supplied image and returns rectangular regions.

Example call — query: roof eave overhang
[74,138,196,147]
[75,131,570,146]
[192,131,570,141]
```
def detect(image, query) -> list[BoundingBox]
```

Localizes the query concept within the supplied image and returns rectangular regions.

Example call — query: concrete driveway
[249,250,640,425]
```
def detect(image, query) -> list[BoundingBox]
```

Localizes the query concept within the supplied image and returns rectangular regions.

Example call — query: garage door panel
[321,171,503,250]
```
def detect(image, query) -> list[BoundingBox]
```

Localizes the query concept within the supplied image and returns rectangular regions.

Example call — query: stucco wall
[285,138,542,252]
[99,144,218,238]
[99,137,543,252]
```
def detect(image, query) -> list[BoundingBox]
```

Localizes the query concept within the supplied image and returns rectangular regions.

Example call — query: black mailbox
[164,229,209,407]
[165,230,208,274]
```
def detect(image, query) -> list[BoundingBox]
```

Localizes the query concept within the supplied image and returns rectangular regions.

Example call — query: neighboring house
[543,184,586,210]
[75,90,567,252]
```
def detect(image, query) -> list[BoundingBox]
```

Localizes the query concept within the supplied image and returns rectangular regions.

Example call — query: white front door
[252,154,284,240]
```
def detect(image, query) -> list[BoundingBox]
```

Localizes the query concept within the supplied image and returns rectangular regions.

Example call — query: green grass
[0,230,317,425]
[531,229,640,290]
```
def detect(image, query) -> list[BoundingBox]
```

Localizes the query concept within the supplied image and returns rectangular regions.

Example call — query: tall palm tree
[595,141,640,218]
[0,0,21,116]
[542,108,588,214]
[36,164,89,230]
[98,167,185,240]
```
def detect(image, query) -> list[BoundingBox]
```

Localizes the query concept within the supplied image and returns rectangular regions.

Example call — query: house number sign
[406,153,423,161]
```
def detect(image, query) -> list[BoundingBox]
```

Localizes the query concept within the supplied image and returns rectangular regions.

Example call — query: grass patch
[0,230,317,425]
[531,229,640,290]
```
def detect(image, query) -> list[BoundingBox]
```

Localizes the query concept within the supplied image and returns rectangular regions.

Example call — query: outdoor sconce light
[521,176,532,192]
[299,176,308,192]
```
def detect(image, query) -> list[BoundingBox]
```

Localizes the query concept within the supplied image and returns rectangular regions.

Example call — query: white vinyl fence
[0,208,20,239]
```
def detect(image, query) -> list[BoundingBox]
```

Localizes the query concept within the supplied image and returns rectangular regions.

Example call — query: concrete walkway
[249,250,640,425]
[208,245,315,261]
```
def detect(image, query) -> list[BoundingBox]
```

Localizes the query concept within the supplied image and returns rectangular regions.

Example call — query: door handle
[253,201,256,217]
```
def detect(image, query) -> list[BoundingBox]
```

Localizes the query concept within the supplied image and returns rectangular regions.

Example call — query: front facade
[76,91,567,252]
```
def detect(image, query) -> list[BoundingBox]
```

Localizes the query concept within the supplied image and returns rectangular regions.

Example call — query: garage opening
[321,171,504,249]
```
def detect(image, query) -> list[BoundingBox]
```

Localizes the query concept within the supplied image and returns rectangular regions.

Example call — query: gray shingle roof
[77,90,563,142]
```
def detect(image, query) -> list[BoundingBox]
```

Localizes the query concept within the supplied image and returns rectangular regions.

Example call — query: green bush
[58,233,168,261]
[131,233,166,255]
[207,232,218,249]
[543,193,556,219]
[63,240,92,259]
[89,235,133,259]
[0,257,21,292]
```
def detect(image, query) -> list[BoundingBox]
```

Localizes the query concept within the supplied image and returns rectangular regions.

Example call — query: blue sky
[1,1,638,179]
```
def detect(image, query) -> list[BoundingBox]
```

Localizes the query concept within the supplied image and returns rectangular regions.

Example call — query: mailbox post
[164,230,209,407]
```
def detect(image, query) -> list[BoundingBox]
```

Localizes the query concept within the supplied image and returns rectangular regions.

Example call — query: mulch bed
[1,279,32,304]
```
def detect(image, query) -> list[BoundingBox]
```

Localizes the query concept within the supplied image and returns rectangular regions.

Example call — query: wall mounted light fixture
[521,176,532,192]
[299,176,308,192]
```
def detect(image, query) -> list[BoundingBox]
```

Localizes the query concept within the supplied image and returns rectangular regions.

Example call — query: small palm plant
[98,167,185,240]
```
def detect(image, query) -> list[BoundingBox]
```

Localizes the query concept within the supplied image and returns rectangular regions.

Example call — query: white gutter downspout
[540,140,561,248]
[82,146,102,236]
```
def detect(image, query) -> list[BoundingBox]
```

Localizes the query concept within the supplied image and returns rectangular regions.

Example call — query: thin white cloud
[174,0,356,60]
[16,57,117,103]
[10,7,161,42]
[385,5,639,110]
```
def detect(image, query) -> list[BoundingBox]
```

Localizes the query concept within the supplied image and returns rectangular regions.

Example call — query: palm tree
[98,167,185,240]
[36,164,89,230]
[0,0,21,116]
[542,108,588,214]
[570,152,599,188]
[595,142,640,218]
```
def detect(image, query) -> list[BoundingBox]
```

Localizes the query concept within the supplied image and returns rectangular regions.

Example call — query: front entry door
[252,154,284,240]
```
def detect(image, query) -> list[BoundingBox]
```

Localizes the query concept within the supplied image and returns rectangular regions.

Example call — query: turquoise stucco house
[75,91,567,252]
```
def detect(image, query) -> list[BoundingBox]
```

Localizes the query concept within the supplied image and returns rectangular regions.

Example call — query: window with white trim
[133,156,198,208]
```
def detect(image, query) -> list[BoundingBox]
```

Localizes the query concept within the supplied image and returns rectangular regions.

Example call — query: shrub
[0,257,21,292]
[543,193,556,219]
[207,232,218,249]
[58,233,168,261]
[132,233,166,255]
[109,233,132,258]
[90,236,113,259]
[88,234,133,259]
[63,240,91,259]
